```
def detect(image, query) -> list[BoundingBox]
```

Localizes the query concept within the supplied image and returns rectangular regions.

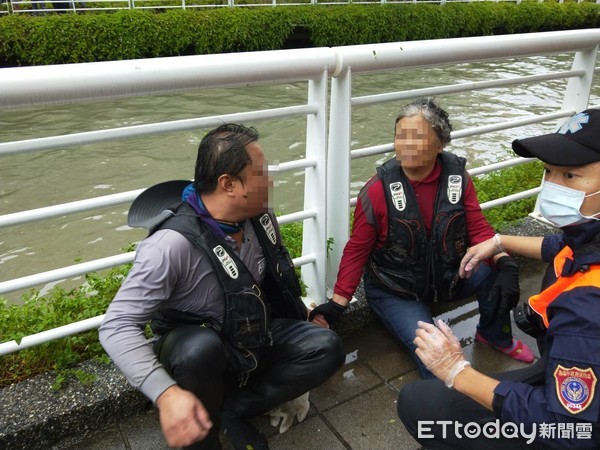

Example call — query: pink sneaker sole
[475,332,535,364]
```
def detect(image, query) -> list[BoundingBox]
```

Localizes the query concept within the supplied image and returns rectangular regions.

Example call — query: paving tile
[384,369,420,396]
[119,410,172,450]
[309,347,383,412]
[59,424,126,450]
[268,414,347,450]
[323,383,421,450]
[342,322,417,381]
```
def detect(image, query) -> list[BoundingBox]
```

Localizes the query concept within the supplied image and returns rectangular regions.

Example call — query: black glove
[308,299,347,325]
[491,255,520,316]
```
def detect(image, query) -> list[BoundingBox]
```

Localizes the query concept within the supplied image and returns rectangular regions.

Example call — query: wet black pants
[155,318,345,449]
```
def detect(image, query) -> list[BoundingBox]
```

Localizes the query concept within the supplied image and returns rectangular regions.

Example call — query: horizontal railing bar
[480,187,541,210]
[0,190,144,228]
[351,70,584,107]
[277,209,317,225]
[0,316,105,356]
[0,254,135,295]
[468,157,533,176]
[333,30,600,76]
[269,158,317,173]
[451,109,575,139]
[1,161,316,228]
[0,209,316,294]
[348,185,542,217]
[350,110,575,159]
[0,105,316,156]
[292,254,317,266]
[0,250,318,356]
[351,143,393,159]
[347,158,538,209]
[1,48,336,109]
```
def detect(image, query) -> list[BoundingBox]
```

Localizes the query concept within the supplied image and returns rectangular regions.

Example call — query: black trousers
[155,318,345,449]
[397,359,550,450]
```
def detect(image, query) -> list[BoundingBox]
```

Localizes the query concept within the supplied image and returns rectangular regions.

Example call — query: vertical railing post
[326,67,352,296]
[560,46,599,113]
[301,71,330,302]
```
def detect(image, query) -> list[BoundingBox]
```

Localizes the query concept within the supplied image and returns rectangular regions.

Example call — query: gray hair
[395,98,453,147]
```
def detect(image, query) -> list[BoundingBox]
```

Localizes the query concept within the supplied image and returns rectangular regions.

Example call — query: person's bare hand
[156,385,213,447]
[309,313,330,328]
[459,238,499,278]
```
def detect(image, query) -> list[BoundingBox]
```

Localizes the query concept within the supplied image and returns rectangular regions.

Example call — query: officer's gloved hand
[414,320,470,388]
[308,299,347,325]
[491,255,520,316]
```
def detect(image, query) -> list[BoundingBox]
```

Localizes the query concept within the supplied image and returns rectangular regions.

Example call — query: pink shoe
[475,331,535,364]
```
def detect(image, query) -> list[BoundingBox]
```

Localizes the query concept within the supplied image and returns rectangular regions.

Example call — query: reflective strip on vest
[529,245,600,328]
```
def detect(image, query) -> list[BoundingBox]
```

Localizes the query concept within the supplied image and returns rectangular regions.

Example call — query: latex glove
[414,320,470,388]
[492,255,520,316]
[308,299,347,325]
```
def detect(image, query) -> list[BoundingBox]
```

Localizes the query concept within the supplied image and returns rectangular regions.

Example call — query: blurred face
[394,114,442,173]
[543,161,600,217]
[234,142,271,217]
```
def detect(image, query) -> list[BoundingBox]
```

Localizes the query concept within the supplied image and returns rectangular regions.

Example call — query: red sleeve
[333,177,387,300]
[464,174,495,246]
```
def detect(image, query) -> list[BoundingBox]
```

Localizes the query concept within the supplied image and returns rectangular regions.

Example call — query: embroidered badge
[553,365,597,414]
[447,175,462,205]
[259,214,277,245]
[213,245,239,279]
[557,112,589,135]
[389,182,406,211]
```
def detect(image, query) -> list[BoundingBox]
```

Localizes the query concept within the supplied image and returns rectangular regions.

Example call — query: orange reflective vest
[529,245,600,328]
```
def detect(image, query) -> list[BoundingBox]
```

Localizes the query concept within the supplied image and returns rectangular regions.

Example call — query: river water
[1,53,599,303]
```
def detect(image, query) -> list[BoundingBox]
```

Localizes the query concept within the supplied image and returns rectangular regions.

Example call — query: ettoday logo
[417,420,594,444]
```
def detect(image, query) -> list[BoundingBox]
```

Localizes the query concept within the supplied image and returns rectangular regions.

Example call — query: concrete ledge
[0,359,149,450]
[0,217,555,450]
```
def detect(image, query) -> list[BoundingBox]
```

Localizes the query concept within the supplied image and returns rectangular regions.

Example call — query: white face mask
[538,181,600,228]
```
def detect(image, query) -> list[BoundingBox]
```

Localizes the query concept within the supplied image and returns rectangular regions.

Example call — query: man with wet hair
[100,123,344,450]
[310,98,533,379]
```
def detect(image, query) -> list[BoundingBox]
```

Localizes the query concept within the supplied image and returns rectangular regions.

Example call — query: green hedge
[0,2,599,66]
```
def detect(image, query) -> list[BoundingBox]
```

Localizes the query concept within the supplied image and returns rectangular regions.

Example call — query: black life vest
[368,152,470,302]
[148,203,307,373]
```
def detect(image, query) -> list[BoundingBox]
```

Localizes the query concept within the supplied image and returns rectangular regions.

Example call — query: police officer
[397,108,600,449]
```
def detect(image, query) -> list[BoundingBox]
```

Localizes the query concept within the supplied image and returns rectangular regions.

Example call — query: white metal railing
[1,29,599,356]
[2,0,586,15]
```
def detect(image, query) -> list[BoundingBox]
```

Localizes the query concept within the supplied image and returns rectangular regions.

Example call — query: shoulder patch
[447,175,462,205]
[554,365,597,414]
[389,182,406,211]
[213,245,239,279]
[259,214,277,245]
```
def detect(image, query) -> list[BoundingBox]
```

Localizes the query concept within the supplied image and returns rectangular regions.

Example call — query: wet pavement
[59,259,545,450]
